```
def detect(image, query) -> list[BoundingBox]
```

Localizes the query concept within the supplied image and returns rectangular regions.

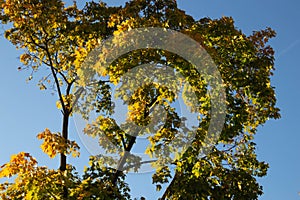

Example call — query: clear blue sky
[0,0,299,199]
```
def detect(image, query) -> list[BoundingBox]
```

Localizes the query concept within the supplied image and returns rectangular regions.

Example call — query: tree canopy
[0,0,280,199]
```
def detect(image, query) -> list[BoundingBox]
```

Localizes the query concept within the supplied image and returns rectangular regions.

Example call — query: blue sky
[0,0,299,199]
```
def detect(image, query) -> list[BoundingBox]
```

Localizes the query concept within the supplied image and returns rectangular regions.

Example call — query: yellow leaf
[238,182,242,190]
[56,101,62,109]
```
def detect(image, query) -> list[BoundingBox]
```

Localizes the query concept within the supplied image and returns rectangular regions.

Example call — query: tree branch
[159,172,180,200]
[122,159,158,171]
[44,46,67,114]
[112,95,159,185]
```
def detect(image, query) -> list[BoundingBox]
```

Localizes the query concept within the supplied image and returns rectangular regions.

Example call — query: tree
[0,0,280,199]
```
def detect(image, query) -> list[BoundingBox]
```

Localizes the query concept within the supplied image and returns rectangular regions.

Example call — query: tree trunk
[60,111,70,197]
[60,111,69,171]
